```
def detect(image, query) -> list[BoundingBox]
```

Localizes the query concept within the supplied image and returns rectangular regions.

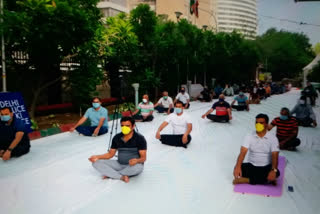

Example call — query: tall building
[97,0,257,39]
[97,0,129,17]
[216,0,257,39]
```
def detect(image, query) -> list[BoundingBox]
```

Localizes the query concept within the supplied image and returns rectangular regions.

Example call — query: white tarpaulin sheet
[1,89,320,214]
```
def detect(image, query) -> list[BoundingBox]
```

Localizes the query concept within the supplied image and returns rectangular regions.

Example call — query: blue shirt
[84,107,108,128]
[234,95,248,106]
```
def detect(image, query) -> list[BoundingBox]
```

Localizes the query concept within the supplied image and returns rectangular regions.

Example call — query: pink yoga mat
[234,156,286,197]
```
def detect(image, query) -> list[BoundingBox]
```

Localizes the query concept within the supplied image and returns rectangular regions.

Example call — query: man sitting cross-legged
[231,91,249,111]
[89,117,147,183]
[269,107,300,151]
[233,113,280,185]
[201,94,232,123]
[156,101,192,148]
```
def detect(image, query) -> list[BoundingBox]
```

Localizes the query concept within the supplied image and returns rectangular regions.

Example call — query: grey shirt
[291,104,316,120]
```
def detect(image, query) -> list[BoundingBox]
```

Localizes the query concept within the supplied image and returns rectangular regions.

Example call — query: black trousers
[133,114,154,122]
[280,137,301,150]
[154,106,174,113]
[297,117,313,127]
[207,114,229,122]
[241,163,280,185]
[160,134,191,148]
[231,105,247,111]
[0,139,30,158]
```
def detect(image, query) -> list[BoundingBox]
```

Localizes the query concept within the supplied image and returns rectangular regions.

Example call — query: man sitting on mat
[156,101,192,148]
[0,107,31,161]
[233,113,280,185]
[70,97,108,136]
[89,117,147,183]
[290,96,317,127]
[132,94,154,122]
[174,87,190,109]
[269,107,300,151]
[154,91,174,114]
[231,91,249,111]
[201,94,232,122]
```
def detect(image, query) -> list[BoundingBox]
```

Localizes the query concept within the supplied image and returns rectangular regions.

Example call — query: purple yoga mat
[234,156,286,197]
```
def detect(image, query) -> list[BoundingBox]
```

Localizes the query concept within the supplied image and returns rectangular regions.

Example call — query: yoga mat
[234,156,286,197]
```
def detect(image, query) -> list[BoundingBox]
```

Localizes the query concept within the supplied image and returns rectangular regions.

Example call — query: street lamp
[0,0,6,92]
[175,11,182,21]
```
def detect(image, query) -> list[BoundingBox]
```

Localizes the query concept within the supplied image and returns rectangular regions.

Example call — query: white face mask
[299,100,305,105]
[142,99,148,103]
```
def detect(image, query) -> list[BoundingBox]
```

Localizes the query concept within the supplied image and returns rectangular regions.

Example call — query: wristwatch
[271,168,278,172]
[7,148,14,152]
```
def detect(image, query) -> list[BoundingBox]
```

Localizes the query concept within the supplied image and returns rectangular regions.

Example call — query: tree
[1,0,103,118]
[255,28,314,80]
[313,43,320,55]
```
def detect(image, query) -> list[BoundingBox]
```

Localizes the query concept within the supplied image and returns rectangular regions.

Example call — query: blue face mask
[174,108,182,114]
[1,115,11,122]
[280,115,288,120]
[92,103,100,109]
[219,98,224,102]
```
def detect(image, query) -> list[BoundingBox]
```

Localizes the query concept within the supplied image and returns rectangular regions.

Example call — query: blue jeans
[76,126,108,136]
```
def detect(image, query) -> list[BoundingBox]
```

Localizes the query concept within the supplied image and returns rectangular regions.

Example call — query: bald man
[132,94,154,122]
[201,94,232,123]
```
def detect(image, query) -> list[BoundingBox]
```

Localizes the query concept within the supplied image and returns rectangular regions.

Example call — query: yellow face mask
[121,126,131,135]
[255,123,265,132]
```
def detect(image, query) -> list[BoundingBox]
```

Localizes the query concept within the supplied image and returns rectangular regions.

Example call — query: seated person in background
[231,91,249,111]
[89,117,146,183]
[174,87,190,109]
[269,107,300,151]
[249,85,260,104]
[222,84,234,96]
[233,83,240,95]
[233,113,280,185]
[70,97,108,136]
[197,86,212,102]
[201,94,232,123]
[154,91,174,114]
[132,94,154,122]
[257,84,266,100]
[156,101,192,148]
[290,96,317,127]
[264,83,271,98]
[302,81,318,106]
[213,84,223,99]
[0,107,31,161]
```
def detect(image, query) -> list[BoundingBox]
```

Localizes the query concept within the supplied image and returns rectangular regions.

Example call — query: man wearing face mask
[89,117,147,183]
[132,94,154,122]
[231,91,249,111]
[233,114,280,185]
[70,97,108,136]
[201,94,232,122]
[154,91,174,114]
[174,87,190,109]
[0,107,30,161]
[269,108,300,151]
[155,101,192,148]
[290,96,317,127]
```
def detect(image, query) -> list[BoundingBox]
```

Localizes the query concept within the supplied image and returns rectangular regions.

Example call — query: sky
[257,0,320,46]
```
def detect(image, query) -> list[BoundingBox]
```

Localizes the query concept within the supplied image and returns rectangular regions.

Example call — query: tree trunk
[29,76,62,119]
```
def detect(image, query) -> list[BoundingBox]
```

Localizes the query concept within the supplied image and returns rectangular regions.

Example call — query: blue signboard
[0,92,33,133]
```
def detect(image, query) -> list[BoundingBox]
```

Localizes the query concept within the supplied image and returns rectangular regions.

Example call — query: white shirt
[157,97,173,108]
[176,93,190,104]
[165,112,192,135]
[242,131,279,166]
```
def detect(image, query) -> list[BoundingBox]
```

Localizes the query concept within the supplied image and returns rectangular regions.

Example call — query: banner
[0,92,32,133]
